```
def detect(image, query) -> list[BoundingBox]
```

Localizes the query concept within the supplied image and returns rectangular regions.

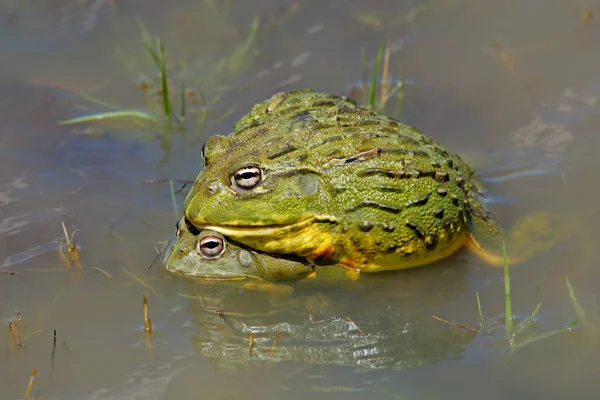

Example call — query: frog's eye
[197,235,225,258]
[232,166,262,189]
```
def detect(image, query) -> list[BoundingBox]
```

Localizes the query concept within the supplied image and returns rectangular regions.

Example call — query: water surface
[1,1,599,399]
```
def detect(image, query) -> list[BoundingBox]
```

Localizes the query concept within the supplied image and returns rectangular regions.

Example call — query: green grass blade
[73,90,123,111]
[503,240,514,341]
[155,37,172,125]
[566,276,593,330]
[368,41,384,109]
[515,322,577,350]
[476,291,485,330]
[59,110,155,125]
[180,82,186,120]
[136,18,159,65]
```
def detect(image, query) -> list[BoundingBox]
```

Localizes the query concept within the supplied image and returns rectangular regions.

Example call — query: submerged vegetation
[59,1,298,136]
[435,241,580,353]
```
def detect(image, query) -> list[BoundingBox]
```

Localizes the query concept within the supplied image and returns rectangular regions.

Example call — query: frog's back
[188,90,495,272]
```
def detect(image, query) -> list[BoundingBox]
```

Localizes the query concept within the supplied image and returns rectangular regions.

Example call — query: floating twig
[143,293,153,332]
[24,368,37,400]
[432,315,481,333]
[346,316,366,336]
[248,332,254,357]
[51,329,57,369]
[305,305,315,322]
[269,330,279,356]
[92,267,112,279]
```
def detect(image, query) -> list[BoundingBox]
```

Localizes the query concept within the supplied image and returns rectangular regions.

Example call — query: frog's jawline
[196,215,337,238]
[172,271,261,281]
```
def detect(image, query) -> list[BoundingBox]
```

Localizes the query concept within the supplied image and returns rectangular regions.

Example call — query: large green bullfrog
[163,217,360,282]
[184,89,564,273]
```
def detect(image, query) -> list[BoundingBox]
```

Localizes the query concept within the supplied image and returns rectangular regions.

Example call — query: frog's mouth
[175,272,262,281]
[191,215,336,238]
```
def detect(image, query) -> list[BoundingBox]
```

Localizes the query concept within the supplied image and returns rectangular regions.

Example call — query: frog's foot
[468,212,568,267]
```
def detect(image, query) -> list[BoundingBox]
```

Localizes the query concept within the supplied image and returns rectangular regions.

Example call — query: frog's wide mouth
[168,268,267,281]
[191,215,335,238]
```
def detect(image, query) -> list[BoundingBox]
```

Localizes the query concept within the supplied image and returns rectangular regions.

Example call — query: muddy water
[1,0,599,399]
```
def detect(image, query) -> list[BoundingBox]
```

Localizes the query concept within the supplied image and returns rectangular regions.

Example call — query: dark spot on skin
[294,110,313,121]
[386,244,398,254]
[358,168,407,179]
[351,237,360,246]
[267,145,297,159]
[433,206,444,218]
[406,192,430,207]
[431,160,441,168]
[436,187,448,196]
[456,209,466,224]
[415,169,436,178]
[451,195,460,206]
[405,220,426,238]
[382,222,396,232]
[313,100,337,108]
[359,221,374,232]
[297,153,308,162]
[446,159,454,169]
[434,171,449,182]
[377,185,404,193]
[443,217,452,228]
[346,201,401,214]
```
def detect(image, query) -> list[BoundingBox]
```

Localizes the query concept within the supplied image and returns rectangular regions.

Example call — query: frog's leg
[297,263,361,286]
[467,211,568,266]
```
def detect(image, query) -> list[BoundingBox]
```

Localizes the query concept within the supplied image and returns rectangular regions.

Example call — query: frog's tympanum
[184,89,563,273]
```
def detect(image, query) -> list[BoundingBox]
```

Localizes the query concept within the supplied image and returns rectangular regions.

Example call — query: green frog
[184,89,564,273]
[163,217,360,282]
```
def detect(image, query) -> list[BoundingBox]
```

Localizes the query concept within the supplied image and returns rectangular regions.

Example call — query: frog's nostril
[207,181,220,194]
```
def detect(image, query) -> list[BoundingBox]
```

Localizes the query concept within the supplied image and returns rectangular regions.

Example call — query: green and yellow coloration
[184,89,563,273]
[162,217,315,281]
[163,217,360,282]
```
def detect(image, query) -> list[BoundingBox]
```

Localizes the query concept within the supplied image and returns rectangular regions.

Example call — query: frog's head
[162,218,314,281]
[183,123,337,254]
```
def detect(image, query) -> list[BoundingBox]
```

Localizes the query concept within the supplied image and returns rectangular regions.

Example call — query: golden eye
[196,236,225,258]
[232,166,262,189]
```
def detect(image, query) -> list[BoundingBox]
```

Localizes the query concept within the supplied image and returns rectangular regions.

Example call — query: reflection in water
[183,265,476,376]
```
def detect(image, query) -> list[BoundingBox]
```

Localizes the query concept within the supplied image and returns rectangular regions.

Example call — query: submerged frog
[162,217,359,282]
[162,217,314,281]
[184,89,564,273]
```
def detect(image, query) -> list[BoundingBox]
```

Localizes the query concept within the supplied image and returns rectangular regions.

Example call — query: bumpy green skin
[162,218,314,281]
[185,89,505,272]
